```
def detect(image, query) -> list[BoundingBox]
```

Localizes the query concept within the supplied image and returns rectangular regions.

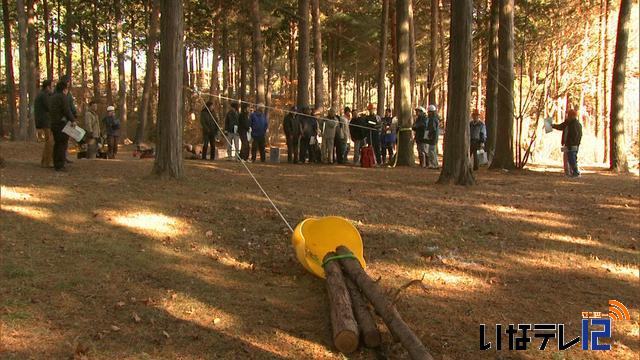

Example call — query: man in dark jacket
[381,108,396,164]
[200,101,219,160]
[349,110,368,165]
[412,107,429,168]
[250,104,269,162]
[426,105,440,169]
[35,80,53,168]
[224,102,240,159]
[283,106,300,163]
[552,109,582,177]
[469,109,487,171]
[102,106,121,159]
[238,104,251,160]
[49,80,76,171]
[59,75,77,164]
[363,104,382,165]
[298,107,318,164]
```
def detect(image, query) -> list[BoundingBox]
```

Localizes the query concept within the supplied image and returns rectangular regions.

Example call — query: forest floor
[1,141,638,360]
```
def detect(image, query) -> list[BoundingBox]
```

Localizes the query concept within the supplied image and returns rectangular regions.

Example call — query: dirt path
[1,142,638,359]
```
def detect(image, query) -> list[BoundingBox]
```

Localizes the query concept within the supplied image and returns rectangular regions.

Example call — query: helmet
[428,105,437,112]
[106,105,115,112]
[415,106,427,114]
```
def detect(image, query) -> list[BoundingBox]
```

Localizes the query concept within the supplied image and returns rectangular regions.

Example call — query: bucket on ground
[269,147,281,163]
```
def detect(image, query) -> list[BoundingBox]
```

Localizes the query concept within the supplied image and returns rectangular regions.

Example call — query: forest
[1,0,639,359]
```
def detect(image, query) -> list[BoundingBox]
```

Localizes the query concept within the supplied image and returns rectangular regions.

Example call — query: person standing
[469,109,487,171]
[59,75,77,164]
[340,107,352,163]
[49,81,76,171]
[412,107,429,168]
[200,101,218,160]
[426,105,441,169]
[238,104,251,160]
[224,102,241,160]
[35,80,53,168]
[349,110,368,165]
[298,107,318,164]
[102,106,121,159]
[381,108,396,164]
[250,104,269,162]
[283,106,300,163]
[84,100,102,159]
[552,109,582,177]
[322,108,339,164]
[363,104,382,165]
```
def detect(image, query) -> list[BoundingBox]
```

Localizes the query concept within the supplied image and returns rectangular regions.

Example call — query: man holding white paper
[49,80,77,171]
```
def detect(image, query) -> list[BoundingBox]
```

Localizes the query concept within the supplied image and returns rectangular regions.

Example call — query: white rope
[188,87,295,234]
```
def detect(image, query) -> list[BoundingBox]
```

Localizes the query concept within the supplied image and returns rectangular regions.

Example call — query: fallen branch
[323,252,359,354]
[344,277,381,348]
[391,273,428,305]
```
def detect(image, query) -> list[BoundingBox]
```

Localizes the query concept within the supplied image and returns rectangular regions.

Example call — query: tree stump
[345,277,381,348]
[336,246,433,360]
[323,252,359,354]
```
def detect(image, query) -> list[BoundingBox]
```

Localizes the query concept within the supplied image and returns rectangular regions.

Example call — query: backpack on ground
[360,145,375,168]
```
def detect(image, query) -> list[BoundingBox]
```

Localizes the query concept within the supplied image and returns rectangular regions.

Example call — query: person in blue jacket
[250,104,269,162]
[469,109,487,171]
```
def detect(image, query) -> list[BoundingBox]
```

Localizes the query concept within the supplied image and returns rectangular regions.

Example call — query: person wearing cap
[84,100,102,159]
[102,105,121,159]
[363,104,383,165]
[49,80,77,171]
[426,105,440,169]
[381,108,396,164]
[200,101,219,160]
[552,109,582,177]
[412,106,429,168]
[224,102,240,160]
[321,108,339,164]
[238,103,251,160]
[35,80,53,167]
[283,105,300,163]
[250,103,269,162]
[469,109,487,171]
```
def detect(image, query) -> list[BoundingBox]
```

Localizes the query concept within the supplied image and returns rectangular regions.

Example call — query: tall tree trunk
[105,27,114,105]
[153,0,184,179]
[438,0,447,118]
[296,0,310,109]
[484,0,499,161]
[115,0,127,140]
[26,0,38,140]
[427,0,438,105]
[91,0,100,100]
[56,0,61,76]
[594,0,603,138]
[239,33,248,104]
[136,0,159,144]
[251,0,265,105]
[408,0,417,109]
[377,0,389,116]
[130,20,138,121]
[489,0,515,170]
[311,0,323,111]
[43,0,53,81]
[80,35,87,103]
[602,0,610,163]
[437,0,475,185]
[395,0,413,166]
[2,0,18,139]
[609,0,630,172]
[16,0,29,140]
[288,21,297,102]
[222,22,230,98]
[64,0,72,77]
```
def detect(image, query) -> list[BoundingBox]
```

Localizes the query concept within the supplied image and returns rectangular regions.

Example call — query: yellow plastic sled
[292,216,366,278]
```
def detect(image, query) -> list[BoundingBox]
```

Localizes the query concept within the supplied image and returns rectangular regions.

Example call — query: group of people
[34,75,121,172]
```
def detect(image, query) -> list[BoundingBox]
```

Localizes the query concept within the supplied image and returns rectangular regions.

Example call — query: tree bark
[602,0,610,163]
[408,0,417,109]
[105,27,114,106]
[91,0,100,101]
[395,0,414,166]
[288,20,297,102]
[609,0,630,172]
[25,0,38,140]
[311,0,323,111]
[136,0,159,144]
[222,22,230,98]
[2,0,18,139]
[336,246,433,360]
[43,0,53,81]
[344,277,381,348]
[115,0,127,140]
[296,0,310,109]
[16,0,30,140]
[323,253,359,354]
[64,0,72,78]
[427,0,438,105]
[377,0,389,116]
[437,0,475,185]
[251,0,265,106]
[484,0,499,161]
[239,32,248,104]
[489,0,516,170]
[153,0,184,179]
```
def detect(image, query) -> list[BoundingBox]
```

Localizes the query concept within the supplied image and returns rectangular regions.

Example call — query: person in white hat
[412,106,429,167]
[102,105,121,159]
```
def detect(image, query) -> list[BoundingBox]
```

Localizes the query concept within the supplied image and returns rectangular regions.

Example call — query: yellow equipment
[292,216,366,278]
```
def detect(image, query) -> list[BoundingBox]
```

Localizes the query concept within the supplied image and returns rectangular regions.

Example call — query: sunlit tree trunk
[427,0,438,105]
[438,0,475,185]
[490,0,515,170]
[2,0,18,139]
[408,0,417,109]
[105,27,114,106]
[609,0,630,173]
[377,0,389,116]
[136,0,159,144]
[484,0,499,161]
[153,0,184,179]
[115,0,127,140]
[16,0,30,140]
[251,0,265,106]
[296,0,310,109]
[239,32,248,104]
[602,0,610,163]
[395,0,414,166]
[43,0,53,81]
[311,0,323,111]
[91,0,100,100]
[64,0,72,78]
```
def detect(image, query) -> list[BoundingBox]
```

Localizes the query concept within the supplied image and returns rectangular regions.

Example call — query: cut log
[323,252,359,354]
[336,246,433,360]
[345,277,381,348]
